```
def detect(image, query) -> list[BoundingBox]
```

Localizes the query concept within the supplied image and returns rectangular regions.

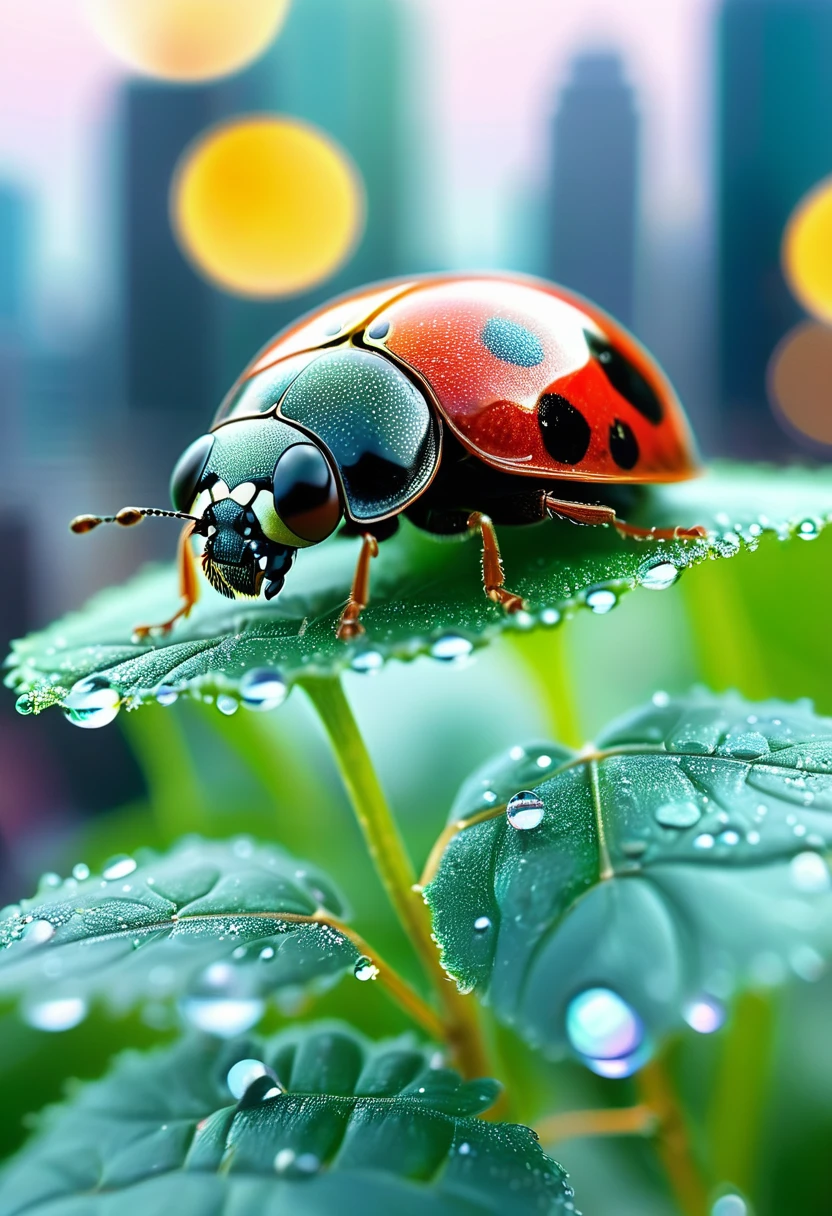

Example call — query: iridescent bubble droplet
[566,987,642,1060]
[63,677,121,729]
[24,996,88,1031]
[354,955,379,982]
[683,996,725,1034]
[216,694,239,716]
[14,694,32,716]
[240,667,287,711]
[506,790,545,831]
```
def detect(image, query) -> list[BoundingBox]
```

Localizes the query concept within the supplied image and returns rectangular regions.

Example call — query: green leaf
[7,463,832,715]
[424,691,832,1066]
[0,838,358,1032]
[0,1023,575,1215]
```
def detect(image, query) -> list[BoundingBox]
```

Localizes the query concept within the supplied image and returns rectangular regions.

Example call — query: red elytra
[244,272,700,486]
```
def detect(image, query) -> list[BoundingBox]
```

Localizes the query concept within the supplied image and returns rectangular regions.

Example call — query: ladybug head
[69,417,344,605]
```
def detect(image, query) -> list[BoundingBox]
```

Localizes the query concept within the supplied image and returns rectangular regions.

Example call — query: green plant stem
[122,703,205,842]
[637,1055,709,1216]
[707,991,776,1194]
[300,674,492,1080]
[507,626,584,749]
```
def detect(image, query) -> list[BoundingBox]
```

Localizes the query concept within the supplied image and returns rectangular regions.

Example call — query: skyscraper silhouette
[545,53,639,328]
[116,81,222,446]
[716,0,832,455]
[214,0,414,387]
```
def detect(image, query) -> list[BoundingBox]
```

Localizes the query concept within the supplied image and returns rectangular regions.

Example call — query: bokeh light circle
[768,321,832,447]
[783,178,832,323]
[171,117,365,299]
[85,0,290,83]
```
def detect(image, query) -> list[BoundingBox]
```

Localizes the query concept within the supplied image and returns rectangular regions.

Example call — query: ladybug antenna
[70,507,203,535]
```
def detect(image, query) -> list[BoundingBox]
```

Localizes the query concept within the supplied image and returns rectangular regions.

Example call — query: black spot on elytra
[538,393,591,465]
[609,419,639,469]
[585,330,664,424]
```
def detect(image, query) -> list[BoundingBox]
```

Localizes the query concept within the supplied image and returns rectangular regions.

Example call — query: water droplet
[509,745,525,761]
[797,518,820,541]
[259,946,275,960]
[39,872,61,889]
[24,919,55,945]
[274,1149,296,1173]
[24,996,88,1031]
[639,561,680,591]
[474,916,491,932]
[656,801,701,829]
[63,676,121,729]
[790,851,831,893]
[458,1141,472,1155]
[102,855,137,881]
[566,988,642,1060]
[683,997,725,1034]
[430,634,474,663]
[274,1148,320,1176]
[350,650,383,674]
[507,791,545,831]
[540,607,561,627]
[584,1051,647,1079]
[790,944,826,982]
[694,833,715,850]
[652,690,671,708]
[156,685,178,706]
[711,1196,748,1216]
[72,863,90,881]
[226,1058,279,1100]
[239,667,287,711]
[719,830,740,846]
[216,694,238,715]
[14,694,32,716]
[536,754,553,769]
[586,588,617,614]
[180,996,265,1037]
[354,955,379,982]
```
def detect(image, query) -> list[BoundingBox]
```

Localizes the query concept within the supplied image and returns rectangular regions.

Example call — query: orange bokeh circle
[768,321,832,447]
[85,0,289,82]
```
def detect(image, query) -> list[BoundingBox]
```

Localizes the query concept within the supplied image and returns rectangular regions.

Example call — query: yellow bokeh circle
[768,321,832,447]
[783,177,832,324]
[171,117,365,299]
[85,0,289,82]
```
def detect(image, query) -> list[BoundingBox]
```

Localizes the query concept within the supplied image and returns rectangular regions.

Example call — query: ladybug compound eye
[272,443,341,544]
[170,434,215,513]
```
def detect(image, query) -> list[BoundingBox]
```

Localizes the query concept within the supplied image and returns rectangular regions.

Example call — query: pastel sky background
[0,0,715,330]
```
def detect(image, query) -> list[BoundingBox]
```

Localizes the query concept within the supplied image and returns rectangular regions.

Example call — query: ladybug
[71,274,702,640]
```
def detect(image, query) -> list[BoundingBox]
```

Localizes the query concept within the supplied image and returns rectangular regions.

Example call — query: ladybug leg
[467,512,526,614]
[336,532,379,641]
[542,494,706,541]
[132,523,199,642]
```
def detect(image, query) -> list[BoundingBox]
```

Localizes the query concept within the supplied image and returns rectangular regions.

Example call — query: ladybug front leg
[467,512,526,614]
[542,494,706,541]
[336,533,379,640]
[133,523,199,642]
